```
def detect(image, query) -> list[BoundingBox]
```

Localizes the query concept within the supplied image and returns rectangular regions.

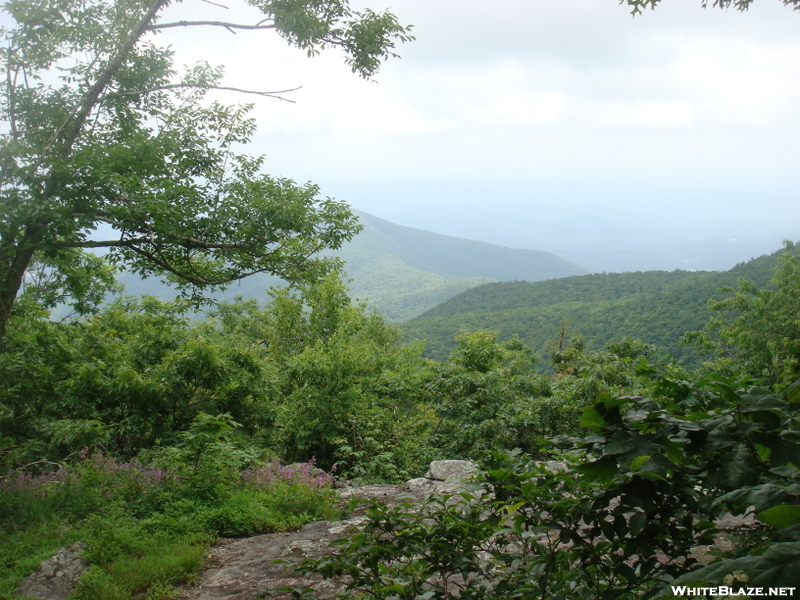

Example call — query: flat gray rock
[178,484,410,600]
[16,542,89,600]
[424,460,477,482]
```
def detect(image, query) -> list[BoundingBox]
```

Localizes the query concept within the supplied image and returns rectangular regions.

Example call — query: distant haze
[155,0,798,273]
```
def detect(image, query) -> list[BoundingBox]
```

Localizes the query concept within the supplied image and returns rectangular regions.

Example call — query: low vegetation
[1,243,799,598]
[0,417,338,600]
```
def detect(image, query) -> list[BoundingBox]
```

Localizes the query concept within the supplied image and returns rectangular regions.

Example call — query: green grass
[0,455,339,600]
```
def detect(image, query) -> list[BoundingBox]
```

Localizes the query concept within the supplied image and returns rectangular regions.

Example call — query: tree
[686,242,800,390]
[622,0,800,13]
[426,331,552,458]
[0,0,413,339]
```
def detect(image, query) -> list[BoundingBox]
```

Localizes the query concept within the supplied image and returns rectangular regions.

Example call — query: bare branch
[104,83,299,102]
[200,0,229,8]
[66,238,151,249]
[148,20,276,32]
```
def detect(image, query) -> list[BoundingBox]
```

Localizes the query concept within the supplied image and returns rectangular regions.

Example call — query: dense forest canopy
[401,247,782,365]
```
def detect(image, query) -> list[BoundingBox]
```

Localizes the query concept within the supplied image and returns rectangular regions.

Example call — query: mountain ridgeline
[115,210,586,322]
[399,247,784,365]
[340,211,587,320]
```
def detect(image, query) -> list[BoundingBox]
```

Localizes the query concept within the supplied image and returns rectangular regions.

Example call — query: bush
[288,376,800,599]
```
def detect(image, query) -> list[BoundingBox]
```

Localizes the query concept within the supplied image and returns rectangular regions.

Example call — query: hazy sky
[157,0,800,270]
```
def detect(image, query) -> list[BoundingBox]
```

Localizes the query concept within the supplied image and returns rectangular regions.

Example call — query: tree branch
[63,224,280,254]
[104,83,299,102]
[200,0,230,8]
[148,20,276,32]
[125,244,275,286]
[66,238,150,249]
[56,0,171,160]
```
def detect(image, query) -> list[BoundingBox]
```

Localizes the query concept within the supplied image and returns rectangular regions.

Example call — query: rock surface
[424,460,476,482]
[177,476,469,600]
[16,460,755,600]
[16,542,89,600]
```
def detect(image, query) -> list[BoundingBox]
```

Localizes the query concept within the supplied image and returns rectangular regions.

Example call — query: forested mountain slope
[348,211,585,281]
[400,247,784,364]
[116,210,586,322]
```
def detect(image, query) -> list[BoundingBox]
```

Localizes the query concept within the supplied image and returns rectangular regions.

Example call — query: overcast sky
[157,0,800,270]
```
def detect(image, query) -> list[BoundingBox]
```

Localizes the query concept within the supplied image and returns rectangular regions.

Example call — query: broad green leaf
[757,504,800,529]
[630,455,650,471]
[577,456,618,482]
[779,430,800,444]
[629,512,647,536]
[755,443,772,462]
[667,542,800,589]
[787,377,800,404]
[716,483,800,512]
[580,406,605,430]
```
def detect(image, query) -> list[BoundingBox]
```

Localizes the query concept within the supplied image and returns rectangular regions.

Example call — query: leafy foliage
[401,249,782,364]
[289,376,800,599]
[0,0,413,338]
[686,242,800,389]
[213,273,436,480]
[0,295,273,464]
[622,0,800,14]
[425,331,553,458]
[0,439,337,599]
[2,236,799,597]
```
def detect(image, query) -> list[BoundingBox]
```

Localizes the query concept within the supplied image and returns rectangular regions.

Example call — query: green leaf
[667,542,800,588]
[757,504,800,529]
[559,527,571,544]
[375,583,405,594]
[629,512,647,536]
[717,483,800,513]
[630,455,650,471]
[577,456,618,482]
[787,378,800,404]
[580,406,605,430]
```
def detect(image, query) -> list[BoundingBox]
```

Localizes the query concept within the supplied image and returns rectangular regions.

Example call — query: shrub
[288,377,800,599]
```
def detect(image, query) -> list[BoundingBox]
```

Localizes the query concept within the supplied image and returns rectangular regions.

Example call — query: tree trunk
[0,242,37,341]
[0,0,169,342]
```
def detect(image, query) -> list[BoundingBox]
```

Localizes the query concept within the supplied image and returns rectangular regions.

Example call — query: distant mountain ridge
[399,246,788,364]
[115,210,587,322]
[348,211,585,281]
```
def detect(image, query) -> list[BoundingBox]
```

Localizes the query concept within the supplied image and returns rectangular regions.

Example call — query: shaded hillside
[115,210,586,322]
[399,247,785,365]
[348,211,585,281]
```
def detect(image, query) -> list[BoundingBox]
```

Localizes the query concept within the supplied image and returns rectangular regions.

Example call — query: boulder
[424,460,477,482]
[16,542,89,600]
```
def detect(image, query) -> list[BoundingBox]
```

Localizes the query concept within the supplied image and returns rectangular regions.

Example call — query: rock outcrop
[15,542,89,600]
[179,463,478,600]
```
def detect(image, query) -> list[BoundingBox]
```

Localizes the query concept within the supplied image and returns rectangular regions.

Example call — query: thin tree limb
[148,20,276,32]
[104,83,299,102]
[200,0,229,8]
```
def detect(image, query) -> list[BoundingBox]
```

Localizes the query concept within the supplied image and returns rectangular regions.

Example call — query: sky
[156,0,800,272]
